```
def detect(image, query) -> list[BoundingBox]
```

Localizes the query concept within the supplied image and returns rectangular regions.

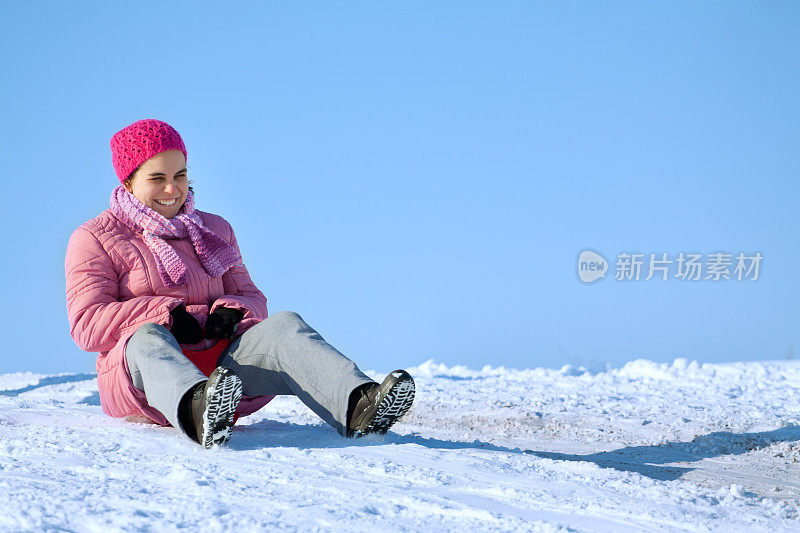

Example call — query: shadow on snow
[530,425,800,481]
[228,418,540,454]
[0,373,97,397]
[229,419,800,482]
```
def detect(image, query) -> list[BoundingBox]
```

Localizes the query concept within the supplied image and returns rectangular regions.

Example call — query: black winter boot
[347,370,415,438]
[188,367,243,449]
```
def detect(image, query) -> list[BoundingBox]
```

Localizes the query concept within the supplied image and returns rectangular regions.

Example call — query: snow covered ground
[1,358,799,532]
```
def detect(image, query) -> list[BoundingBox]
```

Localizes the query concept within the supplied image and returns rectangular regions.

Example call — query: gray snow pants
[125,311,374,441]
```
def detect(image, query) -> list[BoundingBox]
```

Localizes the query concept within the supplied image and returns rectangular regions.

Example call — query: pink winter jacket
[65,208,274,425]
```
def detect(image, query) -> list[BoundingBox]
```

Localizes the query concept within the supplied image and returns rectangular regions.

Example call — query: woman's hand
[169,305,204,345]
[204,307,244,340]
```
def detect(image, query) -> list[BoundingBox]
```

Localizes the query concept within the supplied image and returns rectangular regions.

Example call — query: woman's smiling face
[124,150,189,219]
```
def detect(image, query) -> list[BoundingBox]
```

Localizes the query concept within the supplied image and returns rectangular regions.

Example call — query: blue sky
[1,1,797,375]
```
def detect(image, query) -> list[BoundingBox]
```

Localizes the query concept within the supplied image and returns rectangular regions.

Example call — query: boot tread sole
[356,370,415,437]
[201,368,243,449]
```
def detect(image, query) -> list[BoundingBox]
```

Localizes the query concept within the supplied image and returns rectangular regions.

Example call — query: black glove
[204,307,244,340]
[169,305,203,345]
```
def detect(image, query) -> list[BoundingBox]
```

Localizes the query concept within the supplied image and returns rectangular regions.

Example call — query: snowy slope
[1,359,799,532]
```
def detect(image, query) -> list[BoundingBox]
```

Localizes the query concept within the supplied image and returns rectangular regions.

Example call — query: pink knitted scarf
[110,186,241,287]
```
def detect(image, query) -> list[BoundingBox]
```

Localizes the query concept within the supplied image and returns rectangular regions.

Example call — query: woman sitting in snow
[65,119,415,449]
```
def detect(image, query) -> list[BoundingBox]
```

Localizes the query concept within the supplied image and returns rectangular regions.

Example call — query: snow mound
[1,359,799,531]
[407,358,509,378]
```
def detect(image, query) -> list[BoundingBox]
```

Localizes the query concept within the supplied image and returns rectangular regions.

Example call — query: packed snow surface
[1,358,799,531]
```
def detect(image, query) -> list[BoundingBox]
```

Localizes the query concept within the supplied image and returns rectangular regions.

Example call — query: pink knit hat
[110,119,187,183]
